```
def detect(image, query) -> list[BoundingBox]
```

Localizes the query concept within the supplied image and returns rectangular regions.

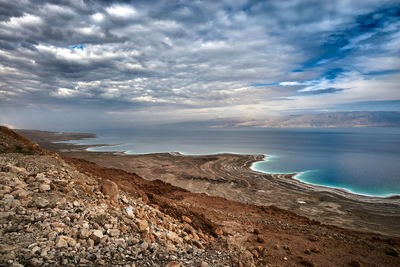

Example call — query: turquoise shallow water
[68,127,400,197]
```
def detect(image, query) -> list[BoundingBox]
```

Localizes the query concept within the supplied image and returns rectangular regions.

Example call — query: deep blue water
[69,127,400,197]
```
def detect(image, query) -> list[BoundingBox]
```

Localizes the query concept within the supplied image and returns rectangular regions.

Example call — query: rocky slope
[1,127,400,266]
[0,128,230,266]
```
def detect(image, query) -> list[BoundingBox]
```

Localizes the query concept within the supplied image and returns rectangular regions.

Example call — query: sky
[0,0,399,130]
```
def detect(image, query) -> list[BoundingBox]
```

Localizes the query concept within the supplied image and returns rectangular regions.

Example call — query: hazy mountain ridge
[169,112,400,128]
[235,112,400,128]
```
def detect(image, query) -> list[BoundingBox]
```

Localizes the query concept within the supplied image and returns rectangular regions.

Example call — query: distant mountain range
[169,111,400,128]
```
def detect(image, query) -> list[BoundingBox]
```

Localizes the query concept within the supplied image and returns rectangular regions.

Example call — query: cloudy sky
[0,0,399,130]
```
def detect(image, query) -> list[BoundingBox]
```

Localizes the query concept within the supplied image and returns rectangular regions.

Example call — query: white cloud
[3,13,42,28]
[91,13,104,22]
[0,0,399,127]
[341,32,376,50]
[279,81,305,86]
[106,5,137,18]
[51,88,80,98]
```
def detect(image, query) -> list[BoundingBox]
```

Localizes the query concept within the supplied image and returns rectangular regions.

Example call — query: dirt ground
[64,156,400,267]
[17,129,400,266]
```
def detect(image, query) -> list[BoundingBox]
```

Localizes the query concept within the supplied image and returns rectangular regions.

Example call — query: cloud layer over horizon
[0,0,399,129]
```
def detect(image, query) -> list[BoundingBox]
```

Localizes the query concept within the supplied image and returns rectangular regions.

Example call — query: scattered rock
[299,257,315,267]
[166,261,182,267]
[0,211,12,221]
[55,235,68,248]
[167,231,180,243]
[90,229,104,244]
[9,166,27,174]
[29,257,43,267]
[121,194,129,203]
[55,235,75,248]
[31,246,40,255]
[87,238,95,247]
[33,197,49,208]
[80,258,90,264]
[35,173,49,183]
[136,219,148,232]
[214,228,223,237]
[140,241,149,252]
[1,129,396,267]
[39,184,51,192]
[126,206,135,218]
[107,228,120,237]
[11,189,29,199]
[182,215,192,224]
[79,228,91,239]
[0,245,18,254]
[311,247,320,253]
[251,249,259,258]
[100,180,118,203]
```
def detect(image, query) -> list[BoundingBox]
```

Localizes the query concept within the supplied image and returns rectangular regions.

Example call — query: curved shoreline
[250,155,400,199]
[91,142,400,199]
[68,150,400,236]
[16,129,400,237]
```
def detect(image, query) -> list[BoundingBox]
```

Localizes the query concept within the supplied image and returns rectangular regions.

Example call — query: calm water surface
[71,127,400,197]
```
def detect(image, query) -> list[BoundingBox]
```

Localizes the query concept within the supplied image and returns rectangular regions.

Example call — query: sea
[66,127,400,197]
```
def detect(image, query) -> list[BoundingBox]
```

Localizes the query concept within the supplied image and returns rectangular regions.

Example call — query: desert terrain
[1,128,397,266]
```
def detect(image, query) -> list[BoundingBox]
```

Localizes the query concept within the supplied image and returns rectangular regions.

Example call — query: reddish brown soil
[10,128,400,266]
[64,156,400,267]
[0,126,46,155]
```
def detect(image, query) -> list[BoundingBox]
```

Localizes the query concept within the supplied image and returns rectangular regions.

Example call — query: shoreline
[17,129,400,237]
[72,139,400,199]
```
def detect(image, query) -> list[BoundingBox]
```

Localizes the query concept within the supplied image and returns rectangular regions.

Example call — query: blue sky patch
[71,45,85,51]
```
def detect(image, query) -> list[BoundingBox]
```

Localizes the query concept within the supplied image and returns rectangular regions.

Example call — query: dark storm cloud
[0,0,399,128]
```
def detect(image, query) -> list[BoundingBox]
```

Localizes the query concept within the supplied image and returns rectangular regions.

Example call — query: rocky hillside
[0,126,45,155]
[1,127,400,267]
[0,128,230,266]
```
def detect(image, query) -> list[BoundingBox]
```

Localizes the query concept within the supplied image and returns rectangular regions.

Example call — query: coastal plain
[6,128,399,266]
[18,129,400,238]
